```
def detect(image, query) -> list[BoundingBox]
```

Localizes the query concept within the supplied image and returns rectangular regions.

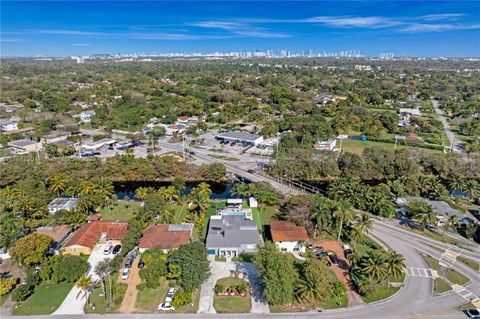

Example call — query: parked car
[165,288,177,302]
[112,245,121,254]
[125,258,133,269]
[343,245,353,258]
[103,245,113,255]
[306,243,314,250]
[247,169,256,174]
[158,302,175,311]
[328,253,339,264]
[316,251,328,258]
[121,268,130,280]
[465,309,480,319]
[138,258,145,269]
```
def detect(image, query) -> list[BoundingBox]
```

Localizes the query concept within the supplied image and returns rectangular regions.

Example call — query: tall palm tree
[465,180,479,200]
[135,187,149,201]
[232,183,249,197]
[158,186,179,203]
[93,178,114,205]
[354,212,374,235]
[310,202,331,238]
[1,186,21,210]
[197,182,212,198]
[441,214,458,237]
[49,173,69,197]
[332,200,354,241]
[447,175,466,193]
[76,275,93,304]
[384,251,405,279]
[188,188,210,218]
[95,260,114,305]
[361,252,388,281]
[15,194,34,218]
[80,180,96,195]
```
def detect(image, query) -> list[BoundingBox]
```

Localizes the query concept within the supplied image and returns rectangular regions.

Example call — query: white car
[165,287,177,302]
[103,245,113,255]
[158,302,175,311]
[121,268,129,280]
[466,309,480,319]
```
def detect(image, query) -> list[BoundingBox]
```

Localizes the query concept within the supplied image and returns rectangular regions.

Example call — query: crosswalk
[407,267,436,278]
[439,245,462,268]
[453,285,480,304]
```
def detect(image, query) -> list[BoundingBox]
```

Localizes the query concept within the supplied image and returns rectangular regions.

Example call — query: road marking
[453,286,480,304]
[407,267,435,278]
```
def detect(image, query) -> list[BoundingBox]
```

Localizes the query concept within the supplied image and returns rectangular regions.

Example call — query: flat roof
[216,131,262,142]
[8,138,40,148]
[206,215,259,248]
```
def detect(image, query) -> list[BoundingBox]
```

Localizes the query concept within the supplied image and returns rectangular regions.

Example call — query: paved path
[118,256,141,313]
[53,244,114,315]
[197,261,269,314]
[431,98,464,154]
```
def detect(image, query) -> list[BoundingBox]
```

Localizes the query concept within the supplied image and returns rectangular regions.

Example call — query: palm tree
[49,173,69,197]
[76,275,93,305]
[295,277,325,304]
[447,175,466,193]
[332,200,354,241]
[93,178,114,206]
[158,186,179,203]
[95,260,114,305]
[135,187,149,201]
[197,182,212,198]
[361,252,388,281]
[188,188,210,218]
[465,180,479,200]
[310,202,331,238]
[441,214,458,237]
[232,183,249,197]
[80,180,96,195]
[354,212,374,235]
[1,186,21,210]
[15,194,34,218]
[384,251,405,279]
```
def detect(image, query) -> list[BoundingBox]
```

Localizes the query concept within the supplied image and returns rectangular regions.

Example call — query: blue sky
[1,1,480,57]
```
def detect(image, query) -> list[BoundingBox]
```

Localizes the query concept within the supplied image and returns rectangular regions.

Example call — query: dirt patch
[118,256,142,313]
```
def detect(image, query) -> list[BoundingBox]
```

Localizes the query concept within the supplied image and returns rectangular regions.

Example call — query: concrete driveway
[53,243,115,315]
[197,260,269,314]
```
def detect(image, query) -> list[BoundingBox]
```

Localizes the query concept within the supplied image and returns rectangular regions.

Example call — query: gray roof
[396,197,465,219]
[44,131,70,139]
[168,223,194,232]
[206,215,259,249]
[0,119,17,125]
[8,138,39,147]
[216,131,261,142]
[48,197,78,209]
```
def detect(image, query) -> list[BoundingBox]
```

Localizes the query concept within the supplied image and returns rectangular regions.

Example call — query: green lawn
[0,292,10,306]
[98,201,141,221]
[260,206,279,225]
[361,286,400,303]
[12,281,73,315]
[213,277,251,313]
[388,272,406,283]
[135,280,169,312]
[435,277,452,293]
[446,269,469,286]
[320,267,348,309]
[340,139,442,155]
[457,256,480,272]
[84,280,127,313]
[422,254,439,270]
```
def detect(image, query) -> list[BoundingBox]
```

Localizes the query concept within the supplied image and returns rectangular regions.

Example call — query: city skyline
[1,1,480,57]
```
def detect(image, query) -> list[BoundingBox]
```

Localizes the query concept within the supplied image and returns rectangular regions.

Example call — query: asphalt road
[431,99,464,154]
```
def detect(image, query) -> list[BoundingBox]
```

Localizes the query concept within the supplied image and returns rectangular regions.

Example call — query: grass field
[457,256,480,272]
[98,201,141,221]
[12,282,73,315]
[446,269,469,286]
[422,254,440,270]
[84,281,127,313]
[435,277,452,293]
[361,286,400,303]
[135,280,169,312]
[213,278,251,313]
[340,139,442,155]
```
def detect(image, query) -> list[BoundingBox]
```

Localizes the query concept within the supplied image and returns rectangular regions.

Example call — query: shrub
[171,288,192,308]
[214,283,224,294]
[236,282,248,294]
[11,284,34,302]
[0,277,17,295]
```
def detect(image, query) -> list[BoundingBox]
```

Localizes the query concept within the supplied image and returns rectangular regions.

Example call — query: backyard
[12,281,73,315]
[98,201,141,221]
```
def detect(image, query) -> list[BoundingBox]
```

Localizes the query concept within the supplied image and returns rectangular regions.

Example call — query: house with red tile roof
[270,220,309,253]
[61,221,128,255]
[138,223,193,253]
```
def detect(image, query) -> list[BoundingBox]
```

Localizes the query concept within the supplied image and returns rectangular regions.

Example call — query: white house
[79,110,96,123]
[314,139,336,151]
[47,198,78,214]
[270,220,309,253]
[0,119,19,132]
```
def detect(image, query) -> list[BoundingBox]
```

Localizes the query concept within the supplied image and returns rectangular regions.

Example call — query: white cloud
[37,29,106,36]
[305,16,400,28]
[191,21,242,30]
[129,32,229,40]
[1,38,22,42]
[73,43,91,46]
[420,13,466,21]
[399,23,480,33]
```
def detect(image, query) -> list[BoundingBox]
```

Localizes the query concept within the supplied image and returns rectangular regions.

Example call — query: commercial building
[62,221,128,255]
[270,221,309,253]
[215,131,263,146]
[47,197,78,214]
[81,138,116,152]
[206,215,261,257]
[138,223,193,253]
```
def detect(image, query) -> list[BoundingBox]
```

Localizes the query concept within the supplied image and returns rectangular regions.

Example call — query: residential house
[79,110,96,123]
[0,119,18,132]
[315,139,336,151]
[206,215,261,257]
[47,197,78,214]
[36,225,72,251]
[8,138,43,154]
[270,221,309,253]
[44,131,71,144]
[163,123,186,136]
[61,221,128,255]
[138,223,193,253]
